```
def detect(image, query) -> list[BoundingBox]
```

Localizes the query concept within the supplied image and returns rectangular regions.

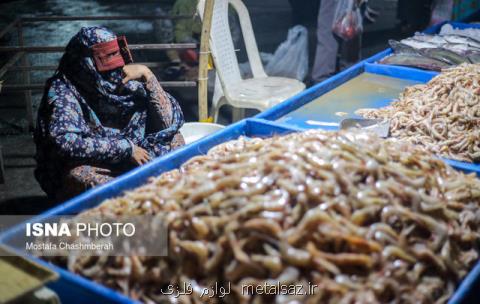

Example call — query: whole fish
[388,40,419,54]
[444,43,473,53]
[420,48,469,65]
[400,38,438,49]
[442,34,480,48]
[386,28,480,69]
[379,53,452,71]
[411,33,448,46]
[443,43,480,61]
[466,50,480,63]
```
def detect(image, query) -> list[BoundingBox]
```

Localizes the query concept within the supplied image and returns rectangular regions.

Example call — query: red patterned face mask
[91,36,133,72]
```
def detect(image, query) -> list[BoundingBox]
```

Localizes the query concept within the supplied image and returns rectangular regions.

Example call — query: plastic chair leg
[232,107,245,122]
[212,98,227,123]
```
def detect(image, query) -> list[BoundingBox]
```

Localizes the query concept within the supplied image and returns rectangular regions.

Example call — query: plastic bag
[332,0,363,41]
[265,25,309,81]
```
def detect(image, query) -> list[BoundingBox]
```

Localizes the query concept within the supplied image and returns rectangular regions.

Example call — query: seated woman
[34,27,185,201]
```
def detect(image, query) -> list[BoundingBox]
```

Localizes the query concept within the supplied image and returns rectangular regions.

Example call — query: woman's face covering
[91,36,132,72]
[59,27,148,112]
[101,68,140,96]
[102,68,123,86]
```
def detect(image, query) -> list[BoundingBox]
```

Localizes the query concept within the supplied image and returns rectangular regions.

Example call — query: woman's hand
[131,145,151,165]
[122,64,154,84]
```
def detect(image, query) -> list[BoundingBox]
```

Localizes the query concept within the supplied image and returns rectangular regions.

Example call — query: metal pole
[2,81,197,91]
[198,0,215,122]
[0,18,19,40]
[17,21,34,132]
[20,15,191,22]
[129,43,197,50]
[0,52,24,78]
[0,146,4,184]
[0,43,196,53]
[7,62,165,71]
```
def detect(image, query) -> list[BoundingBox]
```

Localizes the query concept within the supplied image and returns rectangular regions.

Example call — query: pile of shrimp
[53,130,480,304]
[357,63,480,163]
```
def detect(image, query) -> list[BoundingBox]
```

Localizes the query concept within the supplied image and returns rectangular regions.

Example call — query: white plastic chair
[197,0,306,122]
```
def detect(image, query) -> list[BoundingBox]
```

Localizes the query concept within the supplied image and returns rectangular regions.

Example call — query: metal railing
[0,15,197,132]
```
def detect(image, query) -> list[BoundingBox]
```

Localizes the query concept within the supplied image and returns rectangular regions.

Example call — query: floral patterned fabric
[34,27,185,200]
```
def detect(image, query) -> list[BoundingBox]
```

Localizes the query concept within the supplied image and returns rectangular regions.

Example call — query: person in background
[34,26,185,201]
[311,0,342,83]
[311,0,376,83]
[157,0,202,80]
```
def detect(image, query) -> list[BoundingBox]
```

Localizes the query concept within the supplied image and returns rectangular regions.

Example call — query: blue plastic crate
[1,118,480,303]
[258,62,437,129]
[258,62,437,123]
[0,119,302,304]
[267,63,436,130]
[258,60,480,175]
[425,21,480,34]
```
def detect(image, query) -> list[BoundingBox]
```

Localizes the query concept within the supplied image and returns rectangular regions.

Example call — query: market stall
[1,20,480,304]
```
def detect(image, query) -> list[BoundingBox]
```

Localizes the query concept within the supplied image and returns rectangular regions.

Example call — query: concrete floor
[0,0,404,214]
[0,135,55,214]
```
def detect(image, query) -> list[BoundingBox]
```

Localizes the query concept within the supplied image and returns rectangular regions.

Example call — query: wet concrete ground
[0,0,403,213]
[0,134,56,214]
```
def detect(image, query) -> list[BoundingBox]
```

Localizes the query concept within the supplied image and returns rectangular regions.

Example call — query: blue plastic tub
[258,62,437,123]
[425,21,480,34]
[0,119,302,304]
[258,61,480,175]
[2,118,480,303]
[269,63,436,130]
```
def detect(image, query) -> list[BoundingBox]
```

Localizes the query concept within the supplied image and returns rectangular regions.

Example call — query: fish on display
[442,34,480,48]
[442,43,480,63]
[466,50,480,63]
[383,27,480,70]
[388,40,464,66]
[443,43,475,53]
[388,40,419,54]
[379,53,452,71]
[420,48,469,65]
[410,33,448,45]
[399,38,438,49]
